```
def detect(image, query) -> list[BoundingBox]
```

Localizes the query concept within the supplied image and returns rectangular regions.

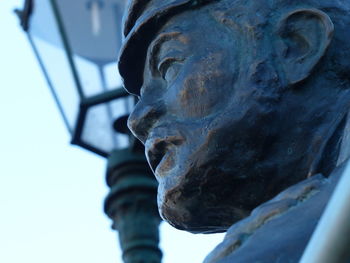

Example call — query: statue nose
[127,100,165,143]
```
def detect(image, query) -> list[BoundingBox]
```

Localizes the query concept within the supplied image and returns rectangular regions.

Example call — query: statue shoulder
[204,161,348,263]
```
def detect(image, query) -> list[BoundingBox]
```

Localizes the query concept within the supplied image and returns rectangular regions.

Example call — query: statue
[118,0,350,262]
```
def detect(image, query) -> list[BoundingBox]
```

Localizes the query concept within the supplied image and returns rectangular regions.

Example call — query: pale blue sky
[0,1,224,262]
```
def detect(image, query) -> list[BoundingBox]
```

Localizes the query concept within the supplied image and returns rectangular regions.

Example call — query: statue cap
[119,0,213,95]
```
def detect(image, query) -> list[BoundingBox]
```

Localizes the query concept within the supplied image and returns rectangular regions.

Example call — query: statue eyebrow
[148,31,182,74]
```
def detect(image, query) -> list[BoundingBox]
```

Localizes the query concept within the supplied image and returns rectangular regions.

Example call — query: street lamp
[15,1,162,262]
[16,0,131,156]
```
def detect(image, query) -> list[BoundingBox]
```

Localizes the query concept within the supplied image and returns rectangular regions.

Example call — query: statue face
[128,9,275,232]
[127,6,336,233]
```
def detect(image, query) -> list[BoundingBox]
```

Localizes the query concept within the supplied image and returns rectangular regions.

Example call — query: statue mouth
[145,130,185,174]
[146,139,170,172]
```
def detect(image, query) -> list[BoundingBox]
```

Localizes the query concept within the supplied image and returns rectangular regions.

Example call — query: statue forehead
[119,0,269,95]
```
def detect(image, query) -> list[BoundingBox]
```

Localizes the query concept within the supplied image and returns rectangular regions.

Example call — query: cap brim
[118,0,193,95]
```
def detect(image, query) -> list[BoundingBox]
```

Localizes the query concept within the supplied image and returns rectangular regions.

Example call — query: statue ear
[276,9,334,85]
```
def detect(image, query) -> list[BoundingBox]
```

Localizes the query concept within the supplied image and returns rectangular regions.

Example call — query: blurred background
[0,1,224,262]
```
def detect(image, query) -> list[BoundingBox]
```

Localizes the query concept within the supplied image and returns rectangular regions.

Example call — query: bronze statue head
[119,0,350,233]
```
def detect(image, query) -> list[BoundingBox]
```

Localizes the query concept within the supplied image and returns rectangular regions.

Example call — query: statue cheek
[164,53,232,119]
[171,70,228,118]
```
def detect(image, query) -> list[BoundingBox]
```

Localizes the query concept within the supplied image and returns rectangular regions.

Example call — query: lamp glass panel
[55,0,124,63]
[81,103,116,154]
[104,62,123,90]
[29,0,80,131]
[109,96,134,147]
[55,0,126,97]
[81,96,134,154]
[110,96,134,119]
[73,55,103,97]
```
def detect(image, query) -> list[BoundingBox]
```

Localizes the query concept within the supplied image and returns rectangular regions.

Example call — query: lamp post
[15,1,162,262]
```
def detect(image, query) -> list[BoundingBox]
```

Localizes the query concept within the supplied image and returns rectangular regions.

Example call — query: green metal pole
[104,149,162,263]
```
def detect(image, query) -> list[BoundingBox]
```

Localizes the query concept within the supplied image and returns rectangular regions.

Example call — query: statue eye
[158,57,183,83]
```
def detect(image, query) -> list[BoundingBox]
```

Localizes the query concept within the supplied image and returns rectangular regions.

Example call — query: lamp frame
[17,0,129,157]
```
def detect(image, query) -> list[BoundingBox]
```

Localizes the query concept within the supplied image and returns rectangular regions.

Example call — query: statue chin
[160,204,227,234]
[160,204,246,234]
[159,184,248,234]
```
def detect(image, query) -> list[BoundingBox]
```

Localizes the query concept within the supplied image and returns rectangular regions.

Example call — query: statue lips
[145,128,185,176]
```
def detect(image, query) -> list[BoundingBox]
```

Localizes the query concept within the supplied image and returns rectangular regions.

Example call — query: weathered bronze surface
[119,0,350,262]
